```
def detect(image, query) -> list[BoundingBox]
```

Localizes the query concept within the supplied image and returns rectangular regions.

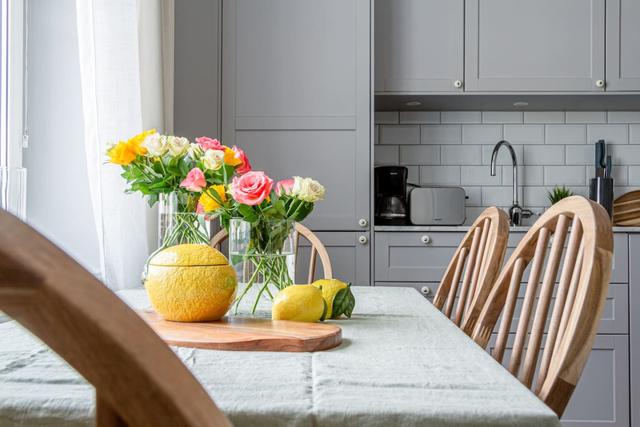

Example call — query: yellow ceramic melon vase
[107,131,251,321]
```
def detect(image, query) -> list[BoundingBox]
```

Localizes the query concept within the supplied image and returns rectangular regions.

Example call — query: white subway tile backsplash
[565,145,593,165]
[462,187,482,206]
[482,111,523,124]
[565,111,607,124]
[421,125,462,145]
[628,166,640,185]
[399,111,440,124]
[482,186,516,207]
[442,145,482,165]
[615,186,638,198]
[375,111,399,124]
[608,144,640,166]
[374,110,640,214]
[502,165,544,186]
[587,124,629,145]
[419,166,460,185]
[481,144,524,165]
[608,111,640,123]
[380,125,420,145]
[524,145,565,165]
[504,125,545,144]
[462,125,502,145]
[545,125,586,145]
[461,166,502,186]
[524,111,564,124]
[631,125,640,144]
[544,166,586,186]
[400,145,440,165]
[441,111,482,124]
[374,146,399,164]
[465,207,488,225]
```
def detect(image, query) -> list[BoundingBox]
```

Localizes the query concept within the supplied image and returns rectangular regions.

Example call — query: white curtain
[75,0,173,289]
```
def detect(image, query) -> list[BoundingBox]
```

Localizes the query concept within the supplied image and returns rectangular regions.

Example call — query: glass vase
[228,218,296,315]
[142,193,211,283]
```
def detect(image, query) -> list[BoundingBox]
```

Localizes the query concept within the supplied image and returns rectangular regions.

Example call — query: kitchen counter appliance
[375,166,409,225]
[409,186,466,225]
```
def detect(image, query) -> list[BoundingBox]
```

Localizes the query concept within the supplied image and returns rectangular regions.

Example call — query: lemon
[145,244,237,322]
[312,279,355,319]
[272,284,326,322]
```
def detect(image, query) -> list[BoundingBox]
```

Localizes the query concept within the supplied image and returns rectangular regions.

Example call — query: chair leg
[96,393,128,427]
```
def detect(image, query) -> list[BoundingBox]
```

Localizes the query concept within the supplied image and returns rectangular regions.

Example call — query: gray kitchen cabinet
[296,232,370,286]
[465,0,606,92]
[374,0,464,93]
[630,235,640,427]
[374,281,439,300]
[221,0,371,231]
[487,334,629,427]
[606,0,640,91]
[173,0,221,139]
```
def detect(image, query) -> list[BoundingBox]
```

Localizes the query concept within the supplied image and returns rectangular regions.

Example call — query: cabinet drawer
[374,281,439,300]
[488,334,629,427]
[375,232,463,282]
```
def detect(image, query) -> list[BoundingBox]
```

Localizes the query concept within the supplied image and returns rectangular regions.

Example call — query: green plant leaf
[319,299,328,322]
[331,284,355,319]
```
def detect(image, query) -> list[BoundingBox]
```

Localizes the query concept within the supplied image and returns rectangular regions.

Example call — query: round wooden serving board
[138,309,342,352]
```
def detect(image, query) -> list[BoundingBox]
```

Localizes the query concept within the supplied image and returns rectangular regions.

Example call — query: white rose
[188,143,204,160]
[166,136,190,157]
[293,176,325,202]
[203,149,224,171]
[141,133,166,157]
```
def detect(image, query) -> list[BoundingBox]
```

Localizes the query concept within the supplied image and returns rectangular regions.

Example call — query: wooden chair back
[432,207,510,332]
[470,196,613,416]
[211,222,333,283]
[0,209,231,427]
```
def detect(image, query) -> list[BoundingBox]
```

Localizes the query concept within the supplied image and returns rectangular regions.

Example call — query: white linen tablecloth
[0,286,559,426]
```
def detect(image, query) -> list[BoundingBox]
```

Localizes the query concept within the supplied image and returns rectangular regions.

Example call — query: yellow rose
[199,185,227,212]
[126,129,156,156]
[223,147,242,166]
[107,142,137,165]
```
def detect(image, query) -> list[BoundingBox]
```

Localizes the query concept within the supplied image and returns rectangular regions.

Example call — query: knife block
[589,177,613,218]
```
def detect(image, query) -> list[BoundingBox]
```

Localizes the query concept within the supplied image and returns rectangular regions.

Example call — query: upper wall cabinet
[465,0,605,92]
[606,0,640,91]
[222,0,371,231]
[375,0,464,93]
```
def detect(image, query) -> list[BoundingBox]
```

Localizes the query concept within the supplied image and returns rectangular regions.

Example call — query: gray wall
[375,110,640,225]
[24,0,100,274]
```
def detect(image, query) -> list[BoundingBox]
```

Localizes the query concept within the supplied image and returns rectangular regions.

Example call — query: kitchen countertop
[374,225,640,233]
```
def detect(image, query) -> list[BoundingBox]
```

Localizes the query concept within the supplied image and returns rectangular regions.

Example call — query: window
[0,0,24,168]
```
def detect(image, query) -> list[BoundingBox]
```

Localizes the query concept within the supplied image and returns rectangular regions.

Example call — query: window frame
[1,0,24,169]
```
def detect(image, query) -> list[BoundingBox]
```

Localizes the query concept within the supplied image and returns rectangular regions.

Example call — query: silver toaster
[409,186,466,225]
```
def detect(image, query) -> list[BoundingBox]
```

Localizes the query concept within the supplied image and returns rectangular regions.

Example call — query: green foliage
[547,185,574,205]
[331,284,355,319]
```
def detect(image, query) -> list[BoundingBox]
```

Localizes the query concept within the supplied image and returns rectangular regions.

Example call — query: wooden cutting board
[138,309,342,352]
[613,190,640,226]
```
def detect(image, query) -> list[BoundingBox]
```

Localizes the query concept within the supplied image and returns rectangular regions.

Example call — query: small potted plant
[547,186,574,206]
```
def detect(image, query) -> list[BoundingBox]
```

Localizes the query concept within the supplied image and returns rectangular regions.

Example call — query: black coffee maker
[375,166,409,225]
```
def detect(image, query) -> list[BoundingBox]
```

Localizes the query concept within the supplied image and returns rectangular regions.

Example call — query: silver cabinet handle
[421,286,431,296]
[358,235,368,245]
[596,80,605,88]
[358,218,368,228]
[420,235,431,244]
[454,80,463,88]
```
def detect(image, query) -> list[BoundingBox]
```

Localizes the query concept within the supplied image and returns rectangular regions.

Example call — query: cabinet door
[630,235,640,427]
[295,232,370,286]
[375,0,464,93]
[488,334,629,427]
[606,0,640,91]
[465,0,605,92]
[222,0,371,231]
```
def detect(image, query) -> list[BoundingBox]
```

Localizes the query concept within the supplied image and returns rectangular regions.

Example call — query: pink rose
[180,167,206,192]
[275,178,295,196]
[232,146,252,174]
[195,136,224,151]
[231,171,273,206]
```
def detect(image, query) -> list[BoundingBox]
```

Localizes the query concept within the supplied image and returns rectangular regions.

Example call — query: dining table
[0,286,560,427]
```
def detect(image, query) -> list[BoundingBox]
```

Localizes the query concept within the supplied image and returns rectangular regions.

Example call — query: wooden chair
[470,196,613,417]
[0,209,232,427]
[432,206,510,333]
[211,222,333,283]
